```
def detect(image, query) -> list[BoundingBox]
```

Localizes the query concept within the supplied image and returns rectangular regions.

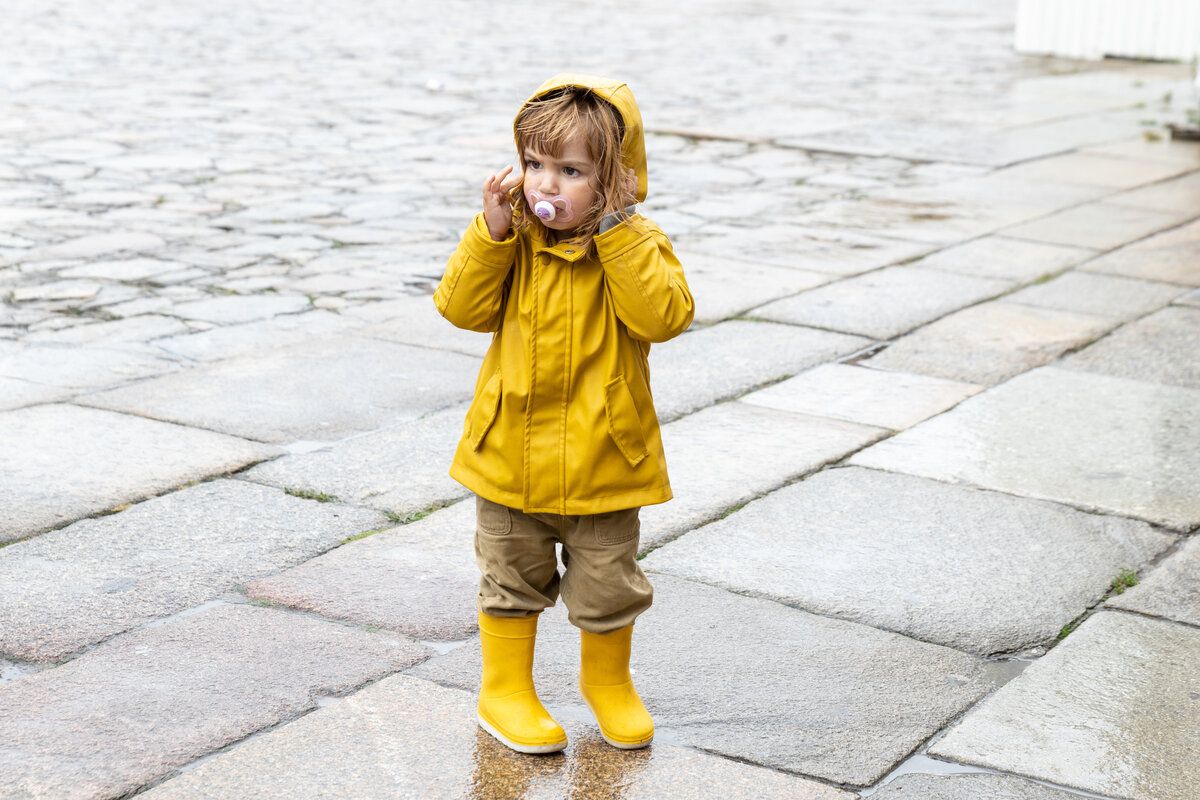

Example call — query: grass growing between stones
[384,500,453,526]
[1109,568,1139,595]
[284,487,339,503]
[339,528,384,545]
[1058,567,1140,639]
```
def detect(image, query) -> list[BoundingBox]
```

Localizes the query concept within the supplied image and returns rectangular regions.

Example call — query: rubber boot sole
[477,713,568,755]
[597,729,654,750]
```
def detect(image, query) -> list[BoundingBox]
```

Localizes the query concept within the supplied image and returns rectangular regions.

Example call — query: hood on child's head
[515,74,648,204]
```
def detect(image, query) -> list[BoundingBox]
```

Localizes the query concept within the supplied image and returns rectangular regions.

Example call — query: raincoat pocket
[604,375,649,468]
[467,369,503,451]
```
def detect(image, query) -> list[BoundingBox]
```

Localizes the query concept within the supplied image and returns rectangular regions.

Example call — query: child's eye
[527,160,542,170]
[563,166,580,177]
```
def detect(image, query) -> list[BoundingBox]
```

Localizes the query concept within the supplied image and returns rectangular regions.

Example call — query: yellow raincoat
[434,74,694,515]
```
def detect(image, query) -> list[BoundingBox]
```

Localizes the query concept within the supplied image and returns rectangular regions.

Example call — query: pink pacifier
[528,190,572,223]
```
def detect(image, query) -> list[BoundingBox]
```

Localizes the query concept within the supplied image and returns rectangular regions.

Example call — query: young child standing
[434,74,693,754]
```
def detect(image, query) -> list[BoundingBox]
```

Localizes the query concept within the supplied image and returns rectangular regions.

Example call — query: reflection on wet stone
[140,674,841,799]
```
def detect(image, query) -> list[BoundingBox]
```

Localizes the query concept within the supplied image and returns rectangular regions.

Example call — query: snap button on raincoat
[434,75,694,515]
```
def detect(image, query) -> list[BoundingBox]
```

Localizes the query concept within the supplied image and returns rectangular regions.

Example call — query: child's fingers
[499,168,522,193]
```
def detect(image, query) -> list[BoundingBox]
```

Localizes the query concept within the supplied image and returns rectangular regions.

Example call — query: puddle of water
[981,655,1031,687]
[0,657,42,683]
[420,637,473,656]
[860,754,993,795]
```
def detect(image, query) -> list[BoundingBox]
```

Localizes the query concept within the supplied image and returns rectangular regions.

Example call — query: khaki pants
[474,496,654,634]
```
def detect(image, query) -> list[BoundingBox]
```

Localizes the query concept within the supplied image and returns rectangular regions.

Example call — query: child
[434,74,694,754]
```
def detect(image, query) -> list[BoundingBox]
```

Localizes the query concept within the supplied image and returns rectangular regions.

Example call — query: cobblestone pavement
[2,1,1199,798]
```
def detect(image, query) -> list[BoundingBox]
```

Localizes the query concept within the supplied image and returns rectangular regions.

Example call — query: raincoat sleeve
[434,213,517,333]
[594,215,695,343]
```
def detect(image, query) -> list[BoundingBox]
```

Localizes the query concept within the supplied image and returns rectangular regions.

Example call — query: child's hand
[483,165,521,241]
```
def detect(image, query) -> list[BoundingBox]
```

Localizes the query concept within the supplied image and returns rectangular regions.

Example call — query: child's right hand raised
[483,165,521,241]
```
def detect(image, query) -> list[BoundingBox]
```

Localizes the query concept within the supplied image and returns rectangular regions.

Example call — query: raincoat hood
[517,74,648,204]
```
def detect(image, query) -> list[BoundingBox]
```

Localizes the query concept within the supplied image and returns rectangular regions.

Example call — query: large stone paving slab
[151,309,364,363]
[0,341,177,392]
[244,404,469,514]
[141,674,849,800]
[1079,217,1200,286]
[1001,201,1183,251]
[650,320,872,421]
[995,150,1196,190]
[750,266,1012,340]
[907,235,1095,283]
[864,301,1114,385]
[871,772,1088,800]
[851,367,1200,531]
[0,603,429,800]
[675,251,832,325]
[740,363,980,430]
[82,335,480,442]
[0,480,386,662]
[1107,536,1200,627]
[643,402,885,551]
[245,500,478,641]
[0,404,280,543]
[356,293,495,358]
[930,612,1200,800]
[0,377,71,411]
[642,468,1172,656]
[410,574,995,787]
[1063,306,1200,390]
[1005,271,1186,321]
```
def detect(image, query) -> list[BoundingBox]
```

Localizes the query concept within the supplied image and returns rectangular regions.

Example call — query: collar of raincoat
[515,73,648,205]
[529,222,591,262]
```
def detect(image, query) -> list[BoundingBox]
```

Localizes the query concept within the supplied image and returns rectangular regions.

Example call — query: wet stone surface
[1079,217,1200,286]
[1107,536,1200,628]
[0,404,280,543]
[1,0,1196,794]
[358,293,495,358]
[851,367,1200,531]
[410,573,994,787]
[0,603,430,800]
[82,335,481,442]
[150,308,364,363]
[893,235,1096,283]
[1063,306,1200,390]
[864,301,1114,385]
[141,674,850,800]
[870,772,1087,799]
[931,611,1200,800]
[0,480,386,662]
[0,341,178,392]
[0,376,71,411]
[643,402,885,551]
[680,251,832,325]
[649,319,872,421]
[243,404,470,515]
[642,467,1171,656]
[1000,200,1184,251]
[750,266,1012,340]
[1005,270,1187,321]
[740,363,980,430]
[245,500,479,641]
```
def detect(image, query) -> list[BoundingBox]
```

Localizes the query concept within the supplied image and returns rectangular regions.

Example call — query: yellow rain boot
[579,625,654,749]
[477,612,567,754]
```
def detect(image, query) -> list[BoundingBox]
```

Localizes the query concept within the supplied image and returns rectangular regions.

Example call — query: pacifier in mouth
[528,190,572,223]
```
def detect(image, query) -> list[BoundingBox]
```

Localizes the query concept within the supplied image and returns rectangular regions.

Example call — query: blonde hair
[512,87,630,249]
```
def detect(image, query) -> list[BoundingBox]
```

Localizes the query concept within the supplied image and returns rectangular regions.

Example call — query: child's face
[522,133,598,237]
